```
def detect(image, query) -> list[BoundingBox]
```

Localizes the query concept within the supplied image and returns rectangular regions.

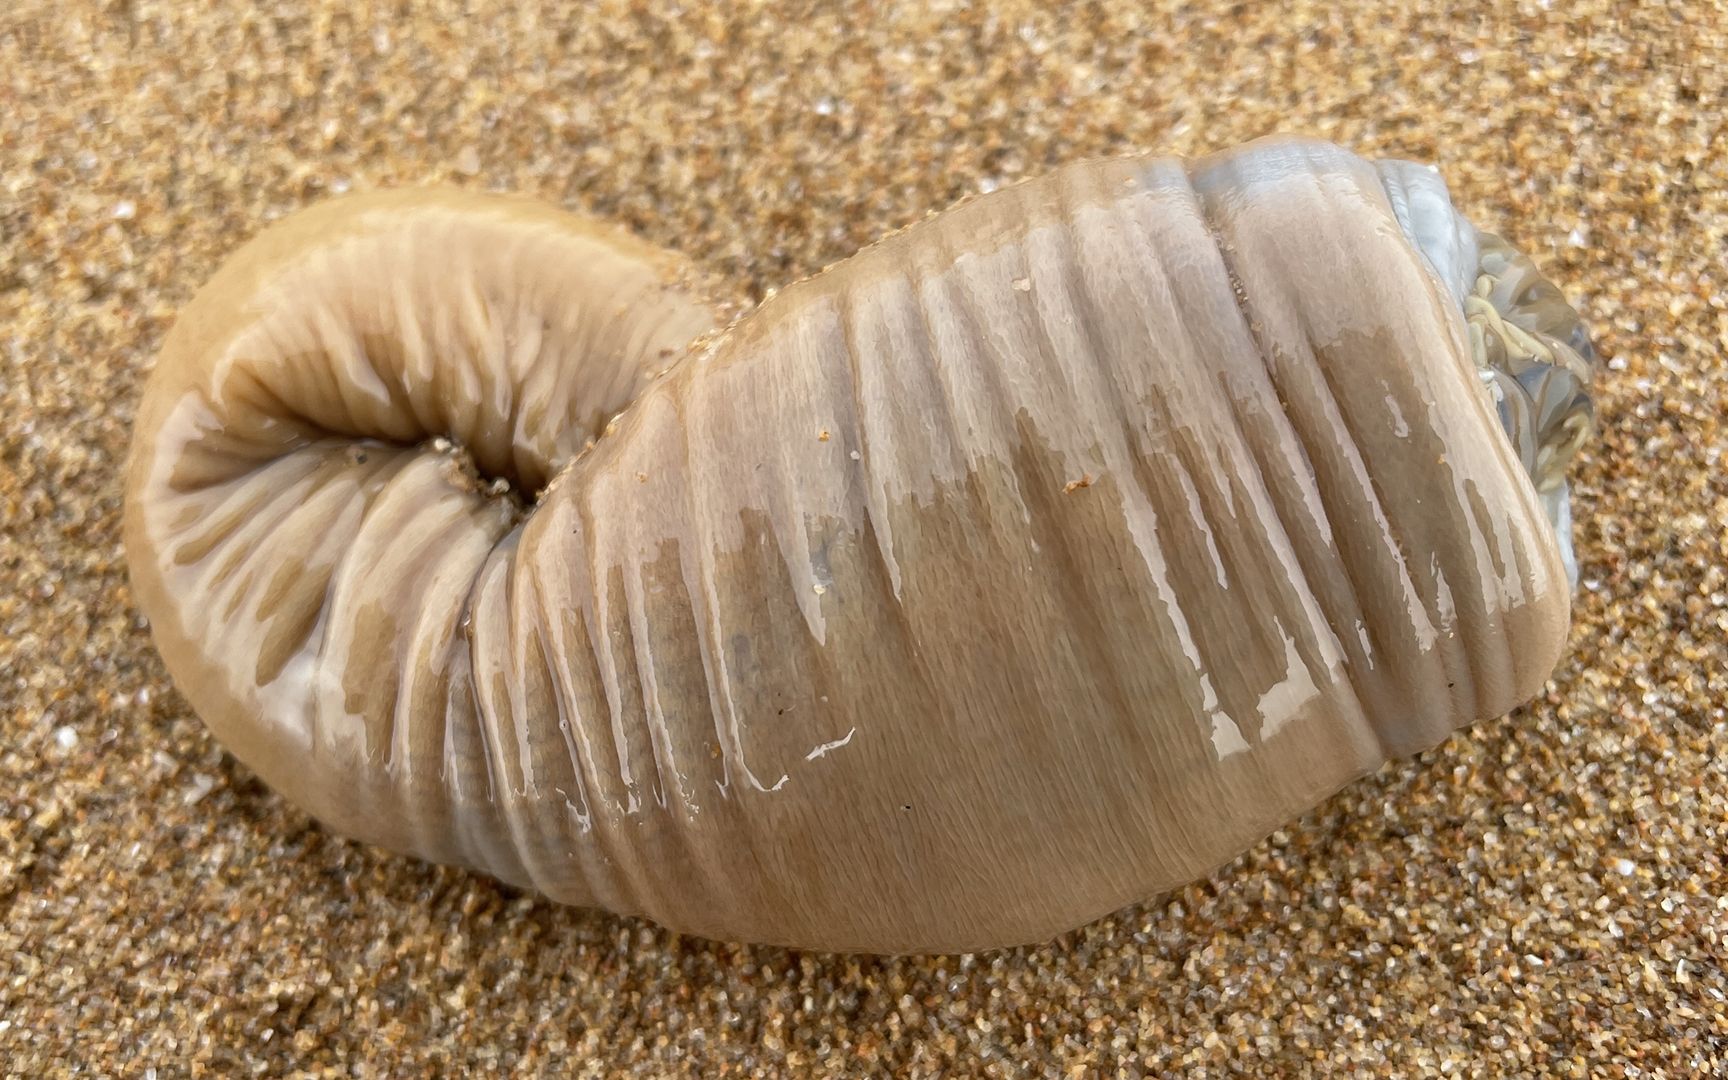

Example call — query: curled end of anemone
[121,187,728,860]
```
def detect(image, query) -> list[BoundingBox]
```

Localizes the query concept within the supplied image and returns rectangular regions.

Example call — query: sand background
[2,1,1725,1076]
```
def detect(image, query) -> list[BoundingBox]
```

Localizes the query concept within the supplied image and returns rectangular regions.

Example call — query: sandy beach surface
[2,2,1724,1075]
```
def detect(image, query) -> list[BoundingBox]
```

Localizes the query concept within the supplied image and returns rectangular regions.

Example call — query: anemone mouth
[1374,159,1600,589]
[1463,240,1597,592]
[1460,233,1599,591]
[1464,229,1598,492]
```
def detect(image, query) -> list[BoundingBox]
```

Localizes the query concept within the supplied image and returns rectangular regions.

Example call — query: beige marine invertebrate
[124,136,1596,954]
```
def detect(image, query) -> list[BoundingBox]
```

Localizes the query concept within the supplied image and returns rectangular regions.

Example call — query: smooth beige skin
[126,136,1585,954]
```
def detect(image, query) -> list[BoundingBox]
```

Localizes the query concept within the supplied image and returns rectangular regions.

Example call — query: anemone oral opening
[1375,159,1599,589]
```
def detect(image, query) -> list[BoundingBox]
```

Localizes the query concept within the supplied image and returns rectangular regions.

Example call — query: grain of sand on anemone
[2,2,1725,1077]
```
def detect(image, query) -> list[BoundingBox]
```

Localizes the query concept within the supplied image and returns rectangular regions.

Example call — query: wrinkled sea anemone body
[125,135,1597,953]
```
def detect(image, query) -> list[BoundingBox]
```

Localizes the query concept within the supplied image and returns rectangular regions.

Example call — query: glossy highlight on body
[124,136,1597,954]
